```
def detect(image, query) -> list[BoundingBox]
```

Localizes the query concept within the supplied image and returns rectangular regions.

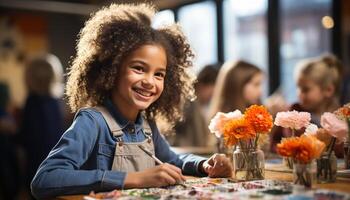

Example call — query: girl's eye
[131,66,144,72]
[155,72,165,78]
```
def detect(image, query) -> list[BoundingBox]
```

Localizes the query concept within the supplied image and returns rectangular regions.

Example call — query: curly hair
[66,3,195,124]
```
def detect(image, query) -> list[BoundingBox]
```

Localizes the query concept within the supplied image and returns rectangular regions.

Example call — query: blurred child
[31,4,232,199]
[19,54,65,198]
[0,82,20,200]
[271,54,343,155]
[208,60,265,153]
[195,64,220,116]
[209,60,264,118]
[172,64,219,147]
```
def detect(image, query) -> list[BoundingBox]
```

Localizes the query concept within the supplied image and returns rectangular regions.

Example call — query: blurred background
[0,0,350,199]
[0,0,349,107]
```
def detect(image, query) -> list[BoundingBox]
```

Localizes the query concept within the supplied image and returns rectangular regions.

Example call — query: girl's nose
[141,75,155,88]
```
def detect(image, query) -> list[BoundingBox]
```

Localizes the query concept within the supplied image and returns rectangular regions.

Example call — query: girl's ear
[323,84,335,98]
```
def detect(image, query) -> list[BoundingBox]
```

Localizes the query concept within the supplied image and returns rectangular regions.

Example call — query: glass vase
[317,151,337,183]
[345,119,350,169]
[217,138,234,164]
[293,160,316,188]
[233,146,265,181]
[344,141,350,169]
[283,157,293,169]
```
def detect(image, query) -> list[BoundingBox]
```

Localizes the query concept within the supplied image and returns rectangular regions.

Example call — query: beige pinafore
[94,107,156,172]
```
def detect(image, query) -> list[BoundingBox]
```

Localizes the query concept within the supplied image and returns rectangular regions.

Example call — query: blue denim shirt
[31,100,208,199]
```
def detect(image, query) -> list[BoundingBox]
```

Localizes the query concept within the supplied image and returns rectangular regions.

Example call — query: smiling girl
[30,3,232,199]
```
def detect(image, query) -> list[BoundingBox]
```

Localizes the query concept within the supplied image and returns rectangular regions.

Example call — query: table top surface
[54,162,350,200]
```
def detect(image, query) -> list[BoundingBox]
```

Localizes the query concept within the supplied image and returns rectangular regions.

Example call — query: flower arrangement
[334,103,350,169]
[334,104,350,142]
[208,105,273,180]
[209,105,273,149]
[300,110,348,183]
[277,135,325,164]
[274,110,311,168]
[276,134,325,187]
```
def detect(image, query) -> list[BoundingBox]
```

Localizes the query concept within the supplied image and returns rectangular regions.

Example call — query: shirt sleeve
[31,110,126,199]
[151,121,208,177]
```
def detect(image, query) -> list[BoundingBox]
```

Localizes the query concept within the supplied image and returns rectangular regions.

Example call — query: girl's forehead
[297,77,319,87]
[126,44,164,55]
[122,44,167,66]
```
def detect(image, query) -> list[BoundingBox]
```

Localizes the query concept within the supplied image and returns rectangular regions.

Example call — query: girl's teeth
[135,89,151,97]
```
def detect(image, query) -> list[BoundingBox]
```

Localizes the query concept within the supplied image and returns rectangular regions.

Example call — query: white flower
[208,110,243,138]
[304,123,318,136]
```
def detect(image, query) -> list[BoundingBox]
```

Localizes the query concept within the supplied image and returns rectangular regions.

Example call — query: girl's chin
[133,101,152,110]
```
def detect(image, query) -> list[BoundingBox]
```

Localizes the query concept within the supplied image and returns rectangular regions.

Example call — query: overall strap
[141,114,153,138]
[93,106,124,137]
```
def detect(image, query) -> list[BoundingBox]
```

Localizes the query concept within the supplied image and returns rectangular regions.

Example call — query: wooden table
[170,146,216,157]
[55,167,350,199]
[265,170,350,193]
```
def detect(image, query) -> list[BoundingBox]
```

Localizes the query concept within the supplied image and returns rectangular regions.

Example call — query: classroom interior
[1,0,350,199]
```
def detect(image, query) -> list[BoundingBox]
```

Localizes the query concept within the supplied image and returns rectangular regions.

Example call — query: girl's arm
[150,121,208,177]
[31,110,126,199]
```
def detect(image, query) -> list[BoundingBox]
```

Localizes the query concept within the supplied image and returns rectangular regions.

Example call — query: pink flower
[274,110,311,130]
[321,112,348,142]
[208,110,243,138]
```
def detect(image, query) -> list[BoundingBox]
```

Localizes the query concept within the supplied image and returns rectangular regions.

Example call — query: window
[178,1,217,74]
[223,0,268,95]
[280,0,332,103]
[152,9,175,29]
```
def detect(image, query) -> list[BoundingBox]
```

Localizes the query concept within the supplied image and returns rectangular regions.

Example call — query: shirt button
[130,128,134,133]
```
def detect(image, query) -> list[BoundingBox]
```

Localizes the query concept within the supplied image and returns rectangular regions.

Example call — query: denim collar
[103,99,143,133]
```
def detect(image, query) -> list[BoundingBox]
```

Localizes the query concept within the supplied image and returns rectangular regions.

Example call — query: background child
[18,54,65,199]
[170,64,219,147]
[208,60,265,153]
[271,54,343,155]
[31,4,232,199]
[0,82,20,200]
[208,60,264,118]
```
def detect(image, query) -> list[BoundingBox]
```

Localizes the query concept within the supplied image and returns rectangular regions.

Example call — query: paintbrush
[137,145,187,188]
[137,145,163,165]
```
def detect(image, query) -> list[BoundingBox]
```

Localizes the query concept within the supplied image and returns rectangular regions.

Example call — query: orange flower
[276,135,325,164]
[223,133,238,147]
[276,137,300,157]
[305,135,325,160]
[335,104,350,120]
[222,117,255,146]
[245,105,273,134]
[295,135,325,164]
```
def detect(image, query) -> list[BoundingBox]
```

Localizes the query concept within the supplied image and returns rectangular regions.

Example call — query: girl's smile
[132,86,155,101]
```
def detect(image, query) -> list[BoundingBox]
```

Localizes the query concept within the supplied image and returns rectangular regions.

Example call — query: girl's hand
[124,163,186,188]
[200,153,232,178]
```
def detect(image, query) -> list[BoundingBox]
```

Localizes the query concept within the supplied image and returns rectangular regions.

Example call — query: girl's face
[112,44,167,118]
[243,73,263,105]
[297,77,327,111]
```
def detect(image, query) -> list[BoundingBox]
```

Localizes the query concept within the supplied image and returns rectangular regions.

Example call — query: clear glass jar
[293,160,316,188]
[344,140,350,169]
[283,157,293,169]
[233,146,265,181]
[345,119,350,169]
[217,138,234,164]
[317,151,337,183]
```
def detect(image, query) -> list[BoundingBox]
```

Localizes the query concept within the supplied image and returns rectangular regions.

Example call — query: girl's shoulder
[74,107,107,125]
